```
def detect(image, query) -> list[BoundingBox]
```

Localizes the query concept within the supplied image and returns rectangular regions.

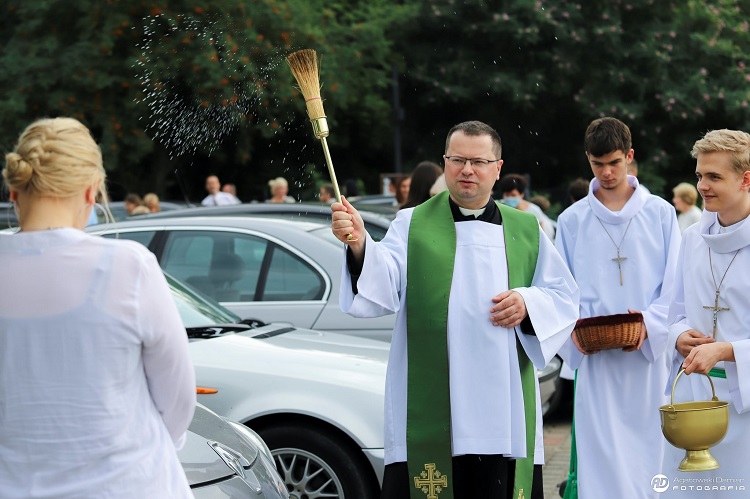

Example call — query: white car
[171,273,387,498]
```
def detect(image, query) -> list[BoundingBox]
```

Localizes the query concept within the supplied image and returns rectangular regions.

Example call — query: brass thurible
[659,369,729,471]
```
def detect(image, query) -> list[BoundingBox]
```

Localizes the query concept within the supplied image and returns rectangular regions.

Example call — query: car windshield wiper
[185,323,252,339]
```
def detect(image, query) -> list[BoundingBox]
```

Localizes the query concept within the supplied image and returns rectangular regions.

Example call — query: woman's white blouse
[0,228,196,498]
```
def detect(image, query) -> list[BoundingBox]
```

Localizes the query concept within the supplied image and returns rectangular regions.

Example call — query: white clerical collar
[701,210,750,253]
[587,175,647,225]
[458,206,486,218]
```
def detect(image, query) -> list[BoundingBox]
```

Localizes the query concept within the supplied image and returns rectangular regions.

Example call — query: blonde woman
[266,176,296,203]
[672,181,702,233]
[0,117,195,498]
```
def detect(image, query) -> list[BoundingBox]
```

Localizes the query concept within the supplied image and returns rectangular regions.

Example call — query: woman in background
[400,161,443,209]
[0,117,195,498]
[672,181,702,233]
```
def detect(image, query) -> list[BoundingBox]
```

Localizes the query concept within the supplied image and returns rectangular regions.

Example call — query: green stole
[406,191,540,499]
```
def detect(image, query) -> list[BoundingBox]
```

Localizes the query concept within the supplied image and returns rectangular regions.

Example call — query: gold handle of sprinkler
[310,117,356,242]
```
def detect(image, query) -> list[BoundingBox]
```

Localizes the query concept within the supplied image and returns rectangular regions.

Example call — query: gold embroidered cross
[414,463,448,499]
[703,289,730,338]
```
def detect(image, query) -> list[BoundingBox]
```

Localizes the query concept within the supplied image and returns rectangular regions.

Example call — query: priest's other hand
[331,196,365,254]
[490,290,527,328]
[675,329,715,359]
[623,308,648,352]
[682,341,734,375]
[571,330,599,355]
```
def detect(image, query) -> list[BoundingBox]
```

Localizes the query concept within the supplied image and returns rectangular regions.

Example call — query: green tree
[393,0,750,201]
[0,0,410,201]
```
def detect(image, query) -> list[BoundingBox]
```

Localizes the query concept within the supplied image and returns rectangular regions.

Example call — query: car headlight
[226,419,274,462]
[224,420,288,498]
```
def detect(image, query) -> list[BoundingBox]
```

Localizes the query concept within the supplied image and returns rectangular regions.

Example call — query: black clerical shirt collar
[449,197,502,225]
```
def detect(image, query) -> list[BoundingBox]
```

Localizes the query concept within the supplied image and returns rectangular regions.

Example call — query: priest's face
[444,131,503,210]
[696,151,750,222]
[586,149,633,192]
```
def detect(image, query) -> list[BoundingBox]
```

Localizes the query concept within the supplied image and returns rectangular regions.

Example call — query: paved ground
[542,411,573,499]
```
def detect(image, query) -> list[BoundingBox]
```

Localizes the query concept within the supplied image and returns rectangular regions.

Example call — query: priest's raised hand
[331,196,365,252]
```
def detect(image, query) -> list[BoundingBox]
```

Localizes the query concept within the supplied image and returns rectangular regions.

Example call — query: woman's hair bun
[3,151,34,189]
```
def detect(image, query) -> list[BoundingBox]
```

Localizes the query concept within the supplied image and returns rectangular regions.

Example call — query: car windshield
[165,272,242,327]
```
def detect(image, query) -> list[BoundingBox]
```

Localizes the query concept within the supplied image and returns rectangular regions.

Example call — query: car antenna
[173,167,193,207]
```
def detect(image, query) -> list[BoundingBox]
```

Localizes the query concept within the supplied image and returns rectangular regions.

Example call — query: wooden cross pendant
[612,249,627,286]
[703,289,730,338]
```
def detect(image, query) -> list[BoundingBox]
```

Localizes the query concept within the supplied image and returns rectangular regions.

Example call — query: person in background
[202,175,240,206]
[0,117,195,498]
[557,180,590,400]
[662,129,750,496]
[331,120,579,498]
[143,192,160,213]
[498,173,556,241]
[319,183,336,205]
[555,117,681,499]
[221,183,239,200]
[529,194,551,215]
[628,159,650,193]
[124,193,143,215]
[398,175,411,207]
[266,176,296,203]
[429,172,448,197]
[400,161,442,209]
[130,205,150,215]
[672,181,702,233]
[568,177,590,204]
[344,178,360,197]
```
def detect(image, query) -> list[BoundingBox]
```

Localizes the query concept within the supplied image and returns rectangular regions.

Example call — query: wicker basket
[574,312,643,351]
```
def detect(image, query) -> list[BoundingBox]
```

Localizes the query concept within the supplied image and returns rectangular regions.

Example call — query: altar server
[555,117,681,498]
[662,129,750,497]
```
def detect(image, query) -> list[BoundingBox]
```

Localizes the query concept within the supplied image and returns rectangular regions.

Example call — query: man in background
[202,175,240,206]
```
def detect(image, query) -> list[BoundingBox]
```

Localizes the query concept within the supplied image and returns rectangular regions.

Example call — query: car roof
[87,214,332,233]
[140,202,394,224]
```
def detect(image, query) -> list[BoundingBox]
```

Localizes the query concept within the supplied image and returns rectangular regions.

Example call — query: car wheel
[259,425,378,499]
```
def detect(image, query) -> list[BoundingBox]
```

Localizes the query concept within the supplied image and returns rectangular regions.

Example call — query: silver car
[89,216,394,341]
[169,272,386,498]
[89,216,562,413]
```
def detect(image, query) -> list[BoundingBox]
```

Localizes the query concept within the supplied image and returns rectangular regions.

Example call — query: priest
[555,117,682,498]
[661,129,750,497]
[331,120,579,499]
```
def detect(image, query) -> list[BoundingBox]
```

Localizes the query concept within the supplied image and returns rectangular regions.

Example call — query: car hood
[191,323,390,382]
[179,404,259,486]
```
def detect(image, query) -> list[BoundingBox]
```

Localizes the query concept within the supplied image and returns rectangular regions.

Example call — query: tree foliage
[1,0,748,203]
[393,0,750,200]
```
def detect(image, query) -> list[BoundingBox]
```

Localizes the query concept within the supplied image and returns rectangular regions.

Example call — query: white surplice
[555,176,682,498]
[660,210,750,497]
[339,206,580,465]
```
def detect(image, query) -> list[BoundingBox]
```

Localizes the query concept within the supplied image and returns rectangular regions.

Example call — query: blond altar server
[332,121,579,499]
[660,129,750,497]
[555,117,682,499]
